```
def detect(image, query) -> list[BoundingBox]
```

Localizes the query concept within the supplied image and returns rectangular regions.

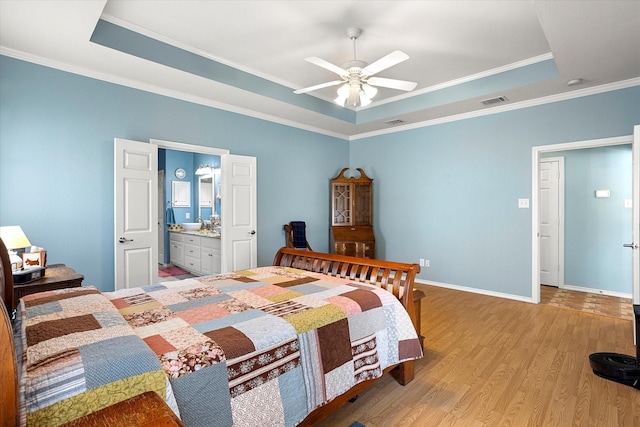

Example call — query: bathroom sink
[182,222,201,232]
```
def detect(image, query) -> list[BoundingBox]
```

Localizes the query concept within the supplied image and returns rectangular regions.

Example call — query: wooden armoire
[329,168,375,258]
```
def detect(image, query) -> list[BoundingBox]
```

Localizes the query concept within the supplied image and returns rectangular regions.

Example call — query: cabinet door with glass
[331,168,372,226]
[330,168,375,258]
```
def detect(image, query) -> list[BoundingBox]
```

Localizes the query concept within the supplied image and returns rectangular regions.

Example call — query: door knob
[249,230,256,235]
[119,237,134,243]
[623,243,638,249]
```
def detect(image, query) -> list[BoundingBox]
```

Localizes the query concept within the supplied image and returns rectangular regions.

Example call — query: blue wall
[350,88,639,299]
[0,56,348,291]
[542,145,632,294]
[1,55,638,298]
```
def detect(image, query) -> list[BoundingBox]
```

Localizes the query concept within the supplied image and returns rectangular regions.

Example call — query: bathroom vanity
[169,231,221,276]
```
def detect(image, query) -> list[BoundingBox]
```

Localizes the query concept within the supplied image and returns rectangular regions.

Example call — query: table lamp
[0,225,32,272]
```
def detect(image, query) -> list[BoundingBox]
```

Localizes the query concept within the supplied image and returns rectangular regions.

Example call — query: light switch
[595,189,611,198]
[518,199,529,209]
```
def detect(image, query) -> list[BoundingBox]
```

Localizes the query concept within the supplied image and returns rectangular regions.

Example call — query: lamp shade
[0,226,31,250]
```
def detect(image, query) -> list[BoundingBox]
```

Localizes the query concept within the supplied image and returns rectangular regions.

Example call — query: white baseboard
[561,283,632,299]
[414,278,535,304]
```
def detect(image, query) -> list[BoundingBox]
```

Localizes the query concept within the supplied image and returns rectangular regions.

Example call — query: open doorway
[157,148,221,281]
[532,135,635,306]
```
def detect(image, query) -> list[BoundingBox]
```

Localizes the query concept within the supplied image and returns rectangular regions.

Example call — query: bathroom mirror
[198,175,214,221]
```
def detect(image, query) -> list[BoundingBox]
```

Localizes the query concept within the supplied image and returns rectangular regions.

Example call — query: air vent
[481,96,508,106]
[384,119,406,126]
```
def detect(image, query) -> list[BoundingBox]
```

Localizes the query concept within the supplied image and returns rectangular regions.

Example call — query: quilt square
[26,314,101,347]
[143,334,176,355]
[284,304,346,334]
[231,376,286,427]
[177,303,231,324]
[317,318,352,374]
[24,301,63,318]
[204,326,255,359]
[23,288,101,308]
[227,337,300,398]
[171,361,233,427]
[352,334,380,382]
[340,289,382,312]
[178,286,222,300]
[233,315,297,350]
[227,289,274,309]
[274,277,320,288]
[79,335,161,389]
[162,325,211,350]
[160,339,225,379]
[122,306,175,328]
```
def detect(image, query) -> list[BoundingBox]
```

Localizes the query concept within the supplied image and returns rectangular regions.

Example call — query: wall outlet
[185,212,190,219]
[424,260,430,267]
[518,198,529,208]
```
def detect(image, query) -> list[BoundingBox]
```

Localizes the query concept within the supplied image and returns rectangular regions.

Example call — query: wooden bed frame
[0,239,421,427]
[273,247,421,426]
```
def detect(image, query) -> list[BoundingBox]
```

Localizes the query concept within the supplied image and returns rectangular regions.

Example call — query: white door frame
[531,134,635,303]
[149,139,230,266]
[539,156,565,288]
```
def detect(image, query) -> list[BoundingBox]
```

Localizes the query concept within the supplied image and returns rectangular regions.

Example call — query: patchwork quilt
[16,266,422,427]
[15,288,168,426]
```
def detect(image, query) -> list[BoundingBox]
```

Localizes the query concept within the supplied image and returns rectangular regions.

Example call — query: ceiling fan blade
[294,80,344,94]
[367,77,417,91]
[362,50,409,76]
[305,57,348,77]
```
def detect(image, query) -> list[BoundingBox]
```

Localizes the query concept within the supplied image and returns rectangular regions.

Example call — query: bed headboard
[0,237,14,314]
[273,247,420,310]
[0,237,19,426]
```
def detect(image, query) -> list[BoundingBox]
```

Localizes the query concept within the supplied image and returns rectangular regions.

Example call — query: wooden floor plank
[316,284,639,427]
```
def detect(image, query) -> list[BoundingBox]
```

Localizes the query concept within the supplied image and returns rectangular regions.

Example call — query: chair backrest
[283,221,312,251]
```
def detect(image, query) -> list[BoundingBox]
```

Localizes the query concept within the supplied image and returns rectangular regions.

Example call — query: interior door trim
[531,134,633,304]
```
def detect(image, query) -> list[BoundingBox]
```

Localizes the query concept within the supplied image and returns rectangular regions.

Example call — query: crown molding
[350,77,640,141]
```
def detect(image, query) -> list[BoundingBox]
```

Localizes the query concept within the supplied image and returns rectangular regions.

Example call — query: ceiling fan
[294,27,417,107]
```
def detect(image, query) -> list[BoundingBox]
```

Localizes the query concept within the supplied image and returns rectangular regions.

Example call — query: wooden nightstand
[13,264,83,310]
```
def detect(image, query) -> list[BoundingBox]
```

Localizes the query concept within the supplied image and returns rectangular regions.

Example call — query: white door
[539,158,562,287]
[114,138,158,290]
[631,126,640,305]
[631,126,640,345]
[220,154,257,273]
[158,170,165,265]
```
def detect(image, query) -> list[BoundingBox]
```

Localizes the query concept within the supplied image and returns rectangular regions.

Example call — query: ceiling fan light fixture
[359,91,372,107]
[302,27,415,108]
[362,83,377,99]
[334,83,350,106]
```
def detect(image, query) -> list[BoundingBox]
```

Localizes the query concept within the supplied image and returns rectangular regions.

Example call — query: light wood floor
[317,284,640,427]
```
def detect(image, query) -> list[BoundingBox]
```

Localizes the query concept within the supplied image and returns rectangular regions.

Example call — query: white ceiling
[1,1,639,140]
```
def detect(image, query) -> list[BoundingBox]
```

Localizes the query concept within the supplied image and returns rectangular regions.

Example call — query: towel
[290,221,308,249]
[166,205,176,225]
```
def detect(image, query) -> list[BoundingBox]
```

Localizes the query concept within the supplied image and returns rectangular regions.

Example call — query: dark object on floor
[589,304,640,389]
[589,352,640,388]
[349,423,365,427]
